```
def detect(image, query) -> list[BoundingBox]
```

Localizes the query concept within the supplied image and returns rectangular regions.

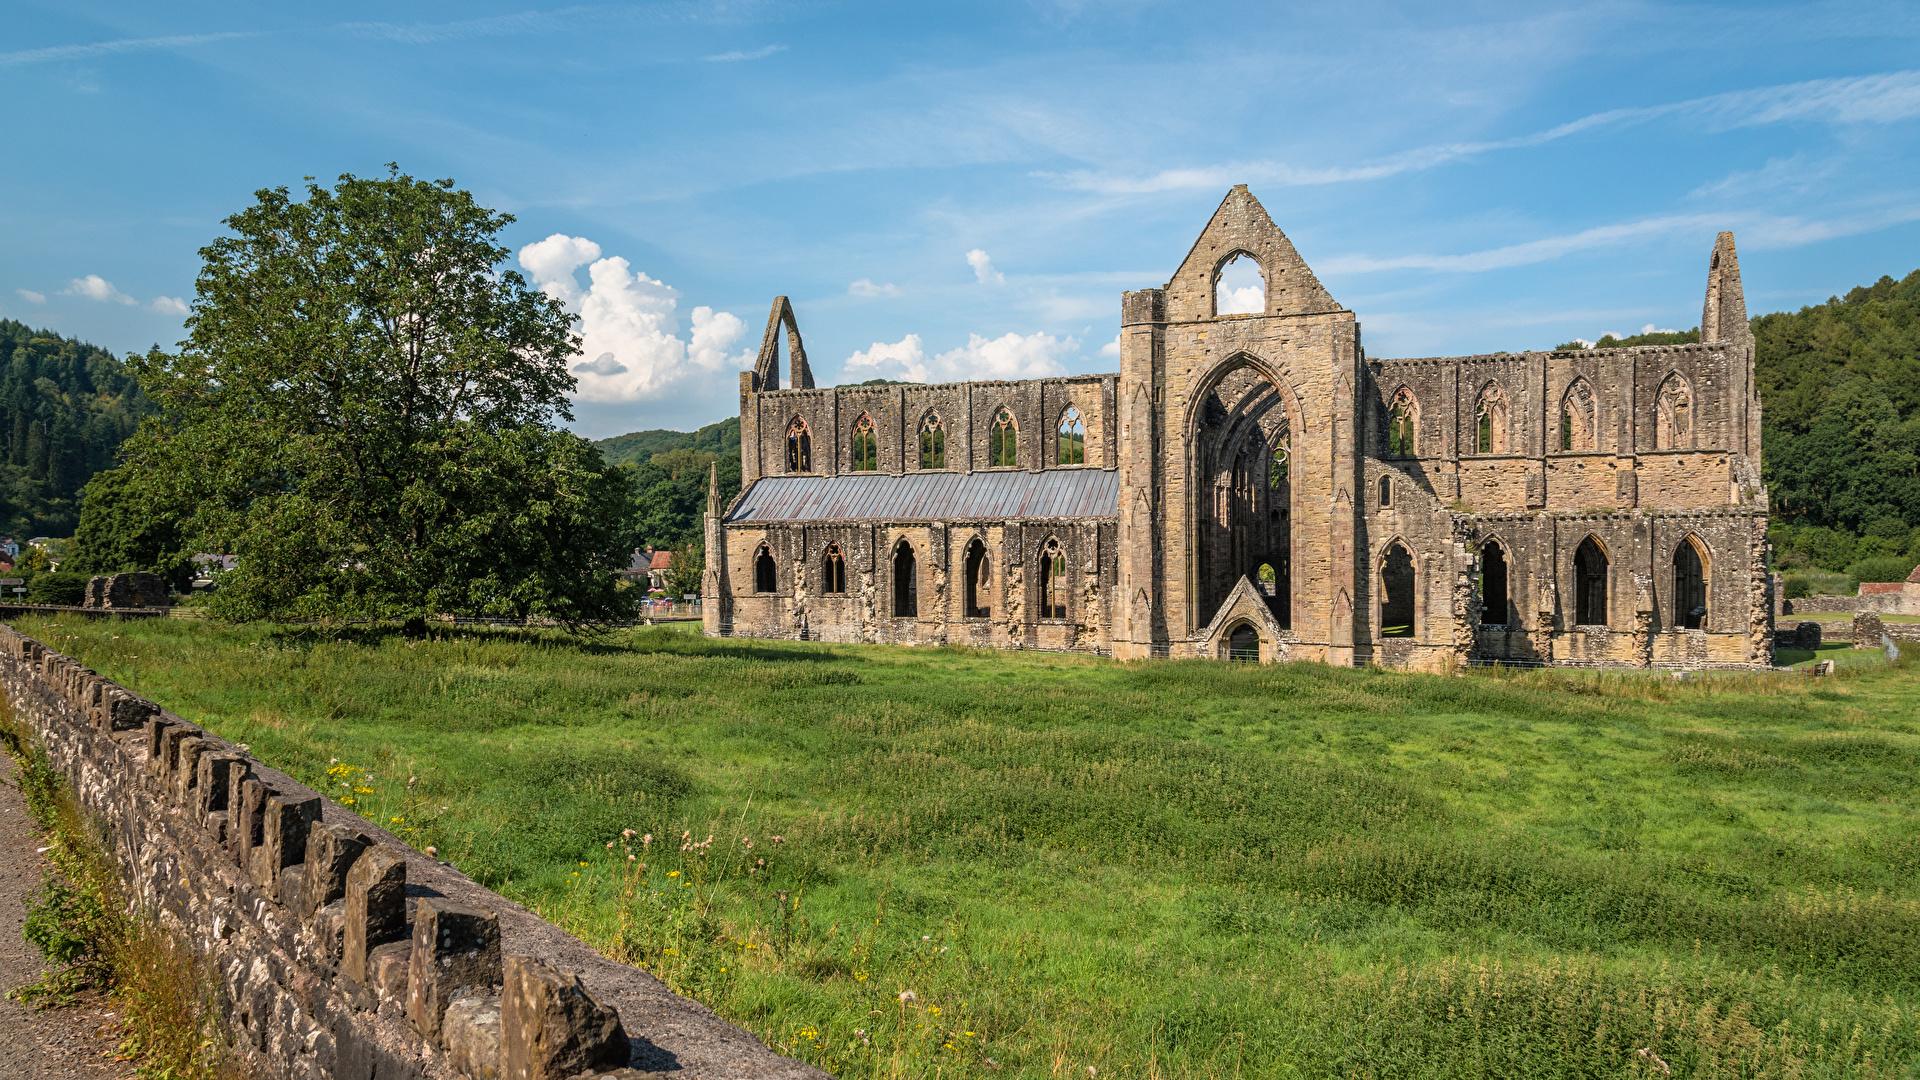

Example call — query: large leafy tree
[87,166,636,626]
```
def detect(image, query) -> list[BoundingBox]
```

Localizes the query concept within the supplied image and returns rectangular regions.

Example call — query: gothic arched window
[785,416,812,472]
[989,407,1018,468]
[1380,541,1415,637]
[963,537,990,618]
[918,412,946,469]
[1574,536,1609,625]
[1039,538,1068,620]
[1674,536,1707,629]
[1559,379,1598,452]
[1480,541,1511,626]
[1655,373,1693,449]
[850,413,878,471]
[821,544,846,594]
[1386,387,1418,457]
[1057,406,1085,465]
[753,544,776,593]
[892,539,917,617]
[1474,383,1510,454]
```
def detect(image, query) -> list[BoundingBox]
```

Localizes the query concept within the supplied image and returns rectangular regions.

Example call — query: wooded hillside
[0,320,150,537]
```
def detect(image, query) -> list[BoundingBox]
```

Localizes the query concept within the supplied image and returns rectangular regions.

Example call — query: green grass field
[17,616,1920,1078]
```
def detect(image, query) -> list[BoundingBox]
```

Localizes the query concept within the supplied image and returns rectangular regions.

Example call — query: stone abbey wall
[0,624,822,1080]
[708,186,1774,670]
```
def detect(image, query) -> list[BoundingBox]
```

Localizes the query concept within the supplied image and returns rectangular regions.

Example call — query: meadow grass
[19,615,1920,1079]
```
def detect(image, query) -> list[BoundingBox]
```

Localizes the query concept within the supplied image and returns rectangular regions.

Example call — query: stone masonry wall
[0,623,823,1080]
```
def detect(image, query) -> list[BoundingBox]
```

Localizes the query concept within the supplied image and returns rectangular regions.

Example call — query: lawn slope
[20,617,1920,1079]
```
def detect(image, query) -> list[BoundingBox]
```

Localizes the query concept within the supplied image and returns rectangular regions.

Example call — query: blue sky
[5,1,1919,438]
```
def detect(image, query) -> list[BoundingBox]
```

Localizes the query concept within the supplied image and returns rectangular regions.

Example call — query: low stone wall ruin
[0,622,824,1080]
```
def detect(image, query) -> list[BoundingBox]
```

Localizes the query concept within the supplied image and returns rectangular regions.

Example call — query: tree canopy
[74,166,637,626]
[0,320,149,537]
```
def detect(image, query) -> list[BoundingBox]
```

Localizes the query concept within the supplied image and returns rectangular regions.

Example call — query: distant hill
[0,320,150,537]
[595,417,740,468]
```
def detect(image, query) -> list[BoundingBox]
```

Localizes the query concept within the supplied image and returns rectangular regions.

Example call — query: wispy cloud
[14,289,45,305]
[150,296,189,316]
[1042,70,1920,195]
[65,274,138,305]
[1324,204,1920,275]
[703,43,785,63]
[848,278,900,298]
[339,5,610,45]
[0,31,258,68]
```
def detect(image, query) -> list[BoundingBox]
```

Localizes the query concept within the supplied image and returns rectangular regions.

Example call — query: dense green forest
[0,320,150,537]
[596,417,742,552]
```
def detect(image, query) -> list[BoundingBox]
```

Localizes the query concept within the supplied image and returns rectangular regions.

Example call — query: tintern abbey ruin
[704,187,1772,670]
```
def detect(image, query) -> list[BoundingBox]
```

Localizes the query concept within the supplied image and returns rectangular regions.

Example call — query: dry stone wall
[0,623,823,1080]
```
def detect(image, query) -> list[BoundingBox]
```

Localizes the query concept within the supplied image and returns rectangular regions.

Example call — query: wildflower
[928,1005,941,1016]
[898,990,917,1004]
[641,833,652,848]
[605,841,615,849]
[627,854,636,862]
[741,836,753,849]
[770,834,785,844]
[578,860,589,868]
[425,846,438,858]
[621,828,636,839]
[667,870,680,878]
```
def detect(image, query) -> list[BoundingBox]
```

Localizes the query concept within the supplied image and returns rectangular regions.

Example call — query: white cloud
[149,296,189,316]
[516,232,752,404]
[0,31,257,68]
[1099,336,1120,358]
[64,274,137,305]
[966,248,1005,285]
[14,289,45,305]
[848,278,901,299]
[844,330,1079,384]
[704,44,786,63]
[1040,69,1920,196]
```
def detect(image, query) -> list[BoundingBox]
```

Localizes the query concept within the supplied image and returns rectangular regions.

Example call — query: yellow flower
[578,860,589,867]
[667,870,680,878]
[927,1005,941,1016]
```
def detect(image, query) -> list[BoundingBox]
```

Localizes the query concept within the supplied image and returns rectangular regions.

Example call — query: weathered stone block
[107,691,156,731]
[143,716,175,770]
[299,822,370,921]
[221,759,255,851]
[254,793,322,896]
[500,954,627,1080]
[194,752,242,817]
[370,940,412,1011]
[406,898,501,1040]
[172,736,207,804]
[443,993,504,1080]
[233,778,267,866]
[340,848,407,986]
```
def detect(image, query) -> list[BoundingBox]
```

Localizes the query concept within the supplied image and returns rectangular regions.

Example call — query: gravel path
[0,752,128,1078]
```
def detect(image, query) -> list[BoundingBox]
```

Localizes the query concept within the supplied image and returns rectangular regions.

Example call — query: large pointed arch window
[1574,536,1609,625]
[1039,538,1068,620]
[849,413,878,471]
[1474,383,1510,454]
[1655,373,1693,449]
[785,417,812,472]
[1674,536,1707,629]
[1214,252,1265,315]
[1057,406,1085,465]
[1559,379,1598,452]
[989,407,1019,468]
[918,412,946,469]
[1386,387,1419,457]
[822,544,847,594]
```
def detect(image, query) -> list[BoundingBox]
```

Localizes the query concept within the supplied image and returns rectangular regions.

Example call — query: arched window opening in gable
[963,537,990,618]
[850,413,878,471]
[1386,387,1418,457]
[1559,379,1597,452]
[1574,536,1609,626]
[1380,541,1415,638]
[989,407,1019,468]
[1378,475,1392,508]
[1474,384,1510,454]
[1226,622,1260,662]
[892,539,917,618]
[785,416,812,472]
[821,544,846,594]
[1039,538,1067,620]
[918,412,946,469]
[1674,537,1707,630]
[1480,541,1511,627]
[753,544,776,594]
[1057,406,1085,465]
[1655,374,1693,449]
[1214,253,1265,316]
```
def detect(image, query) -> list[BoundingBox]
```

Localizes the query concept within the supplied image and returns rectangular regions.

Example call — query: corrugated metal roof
[726,469,1119,524]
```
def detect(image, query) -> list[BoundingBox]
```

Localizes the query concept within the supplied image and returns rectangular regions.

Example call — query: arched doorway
[963,538,990,618]
[892,540,917,617]
[1380,541,1415,637]
[753,544,776,593]
[1574,536,1608,626]
[1226,622,1260,661]
[1674,537,1707,629]
[1192,358,1295,631]
[1480,541,1510,626]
